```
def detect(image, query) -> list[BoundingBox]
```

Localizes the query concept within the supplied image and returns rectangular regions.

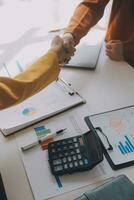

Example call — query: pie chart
[22,107,37,116]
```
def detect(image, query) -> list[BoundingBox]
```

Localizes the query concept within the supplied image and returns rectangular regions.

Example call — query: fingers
[60,33,76,64]
[106,40,122,49]
[52,35,62,43]
[60,51,74,64]
[105,40,124,61]
[51,34,76,65]
[107,40,122,44]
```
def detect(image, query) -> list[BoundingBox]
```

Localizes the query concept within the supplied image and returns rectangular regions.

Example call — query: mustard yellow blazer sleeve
[0,49,60,109]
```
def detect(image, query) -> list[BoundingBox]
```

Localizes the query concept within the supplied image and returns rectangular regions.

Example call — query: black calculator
[48,129,103,175]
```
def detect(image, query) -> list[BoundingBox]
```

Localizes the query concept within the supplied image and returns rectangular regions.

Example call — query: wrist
[49,48,60,61]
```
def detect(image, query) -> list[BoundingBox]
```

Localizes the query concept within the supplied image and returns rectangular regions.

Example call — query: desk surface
[0,1,134,200]
[0,44,134,200]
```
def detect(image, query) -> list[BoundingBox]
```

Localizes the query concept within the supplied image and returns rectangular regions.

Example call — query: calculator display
[48,130,103,175]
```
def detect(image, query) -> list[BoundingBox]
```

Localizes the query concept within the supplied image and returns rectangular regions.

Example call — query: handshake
[50,33,76,65]
[50,33,124,64]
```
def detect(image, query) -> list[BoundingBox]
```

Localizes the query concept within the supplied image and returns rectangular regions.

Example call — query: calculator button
[72,155,77,161]
[68,139,73,144]
[62,158,67,163]
[79,137,84,146]
[51,148,56,153]
[84,158,89,165]
[64,164,68,169]
[57,147,62,151]
[74,161,78,167]
[76,149,80,153]
[69,163,73,168]
[69,145,74,149]
[64,152,69,156]
[53,159,62,165]
[74,143,79,148]
[78,154,82,159]
[63,146,67,150]
[79,160,84,165]
[70,151,75,155]
[54,165,63,172]
[67,156,72,162]
[73,138,77,142]
[59,153,63,158]
[52,154,58,159]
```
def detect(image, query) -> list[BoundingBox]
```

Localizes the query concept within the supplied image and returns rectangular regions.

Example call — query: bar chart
[117,135,134,155]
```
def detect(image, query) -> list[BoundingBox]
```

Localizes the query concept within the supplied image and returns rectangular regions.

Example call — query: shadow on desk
[0,27,53,69]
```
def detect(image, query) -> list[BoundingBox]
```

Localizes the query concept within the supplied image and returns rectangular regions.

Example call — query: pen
[56,79,75,96]
[48,28,65,33]
[21,128,67,151]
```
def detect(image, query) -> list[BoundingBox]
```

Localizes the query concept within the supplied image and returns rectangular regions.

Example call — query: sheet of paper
[88,106,134,165]
[15,110,113,200]
[0,77,85,135]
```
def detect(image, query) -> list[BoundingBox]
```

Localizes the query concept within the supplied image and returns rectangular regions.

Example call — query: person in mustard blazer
[0,36,75,109]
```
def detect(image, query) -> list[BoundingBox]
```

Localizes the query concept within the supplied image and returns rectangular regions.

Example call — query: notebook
[0,78,86,136]
[74,175,134,200]
[64,28,105,69]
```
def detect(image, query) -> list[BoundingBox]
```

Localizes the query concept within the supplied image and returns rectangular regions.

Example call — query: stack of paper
[0,78,85,136]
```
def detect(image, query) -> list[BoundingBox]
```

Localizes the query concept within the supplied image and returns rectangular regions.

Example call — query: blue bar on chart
[117,135,134,155]
[34,126,51,137]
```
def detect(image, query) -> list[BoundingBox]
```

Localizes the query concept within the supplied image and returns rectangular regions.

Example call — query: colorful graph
[117,135,134,155]
[22,107,37,116]
[34,125,52,150]
[34,126,51,137]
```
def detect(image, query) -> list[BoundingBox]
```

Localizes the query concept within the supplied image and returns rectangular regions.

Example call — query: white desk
[0,44,134,200]
[0,1,134,199]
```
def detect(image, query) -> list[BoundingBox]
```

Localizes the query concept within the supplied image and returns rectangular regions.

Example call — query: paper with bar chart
[88,106,134,165]
[15,111,113,200]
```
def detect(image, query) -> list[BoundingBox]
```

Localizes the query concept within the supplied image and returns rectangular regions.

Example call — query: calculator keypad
[48,136,91,175]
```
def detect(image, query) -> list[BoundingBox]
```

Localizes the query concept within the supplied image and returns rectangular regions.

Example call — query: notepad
[85,106,134,170]
[64,28,105,70]
[0,78,86,136]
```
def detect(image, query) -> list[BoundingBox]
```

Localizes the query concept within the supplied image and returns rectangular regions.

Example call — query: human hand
[106,40,124,61]
[62,33,76,59]
[50,35,75,64]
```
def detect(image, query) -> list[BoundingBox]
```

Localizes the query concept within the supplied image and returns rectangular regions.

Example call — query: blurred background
[0,0,113,74]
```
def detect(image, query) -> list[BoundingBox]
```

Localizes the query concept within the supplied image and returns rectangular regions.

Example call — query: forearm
[0,50,60,109]
[65,0,109,45]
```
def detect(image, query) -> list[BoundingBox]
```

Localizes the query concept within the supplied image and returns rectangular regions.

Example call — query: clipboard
[0,78,86,136]
[84,105,134,170]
